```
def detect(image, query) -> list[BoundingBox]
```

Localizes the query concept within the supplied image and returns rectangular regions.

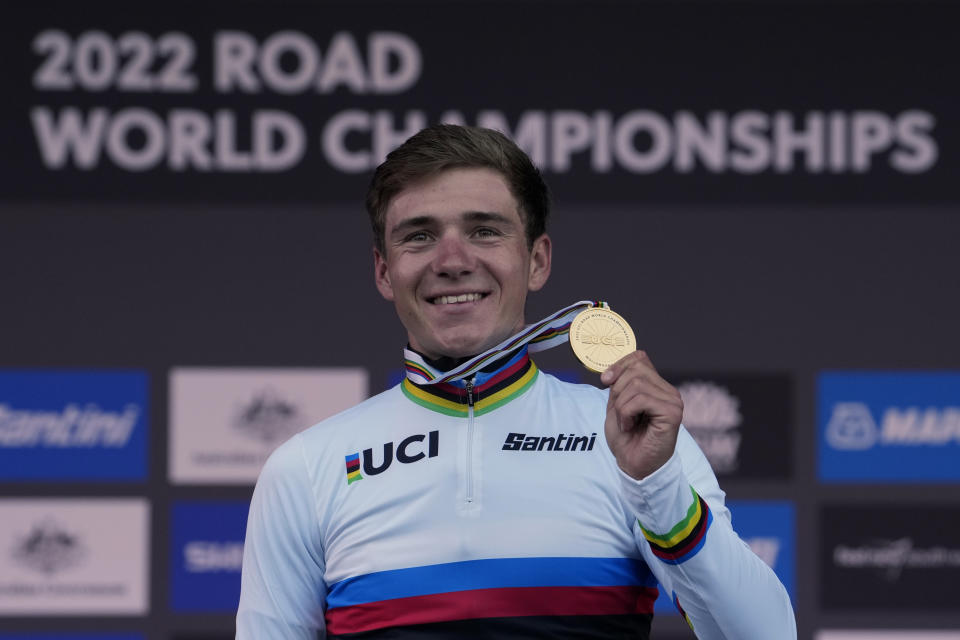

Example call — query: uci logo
[345,430,439,484]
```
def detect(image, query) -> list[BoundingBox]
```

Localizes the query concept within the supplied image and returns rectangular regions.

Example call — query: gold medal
[569,306,636,373]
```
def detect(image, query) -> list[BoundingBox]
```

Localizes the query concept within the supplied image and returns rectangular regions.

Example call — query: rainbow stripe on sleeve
[638,486,712,565]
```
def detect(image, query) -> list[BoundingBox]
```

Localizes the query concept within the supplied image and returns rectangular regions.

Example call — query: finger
[602,351,672,395]
[609,376,681,418]
[611,388,683,433]
[610,366,680,401]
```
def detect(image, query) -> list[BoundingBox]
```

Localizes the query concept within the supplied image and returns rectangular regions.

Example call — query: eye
[404,230,432,243]
[473,226,501,239]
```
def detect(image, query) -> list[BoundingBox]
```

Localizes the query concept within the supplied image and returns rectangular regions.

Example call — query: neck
[409,346,516,377]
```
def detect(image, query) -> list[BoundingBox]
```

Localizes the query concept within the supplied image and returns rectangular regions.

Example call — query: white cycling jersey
[237,348,796,639]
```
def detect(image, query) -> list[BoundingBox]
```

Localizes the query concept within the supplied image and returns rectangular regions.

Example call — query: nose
[432,231,475,278]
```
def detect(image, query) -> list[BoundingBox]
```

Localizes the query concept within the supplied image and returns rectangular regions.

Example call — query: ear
[373,247,395,301]
[527,233,552,292]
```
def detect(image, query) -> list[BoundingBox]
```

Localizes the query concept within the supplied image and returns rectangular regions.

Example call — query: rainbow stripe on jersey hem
[324,556,658,635]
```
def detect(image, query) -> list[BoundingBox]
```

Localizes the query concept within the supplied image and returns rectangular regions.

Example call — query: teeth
[434,293,484,305]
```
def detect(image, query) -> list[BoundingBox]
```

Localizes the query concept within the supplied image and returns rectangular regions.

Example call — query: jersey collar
[401,347,538,417]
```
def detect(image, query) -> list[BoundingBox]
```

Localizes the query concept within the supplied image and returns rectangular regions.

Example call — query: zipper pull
[466,377,475,407]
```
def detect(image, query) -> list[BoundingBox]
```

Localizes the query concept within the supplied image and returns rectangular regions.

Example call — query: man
[236,125,796,639]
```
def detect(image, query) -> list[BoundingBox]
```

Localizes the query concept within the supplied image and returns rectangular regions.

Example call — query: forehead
[384,167,522,229]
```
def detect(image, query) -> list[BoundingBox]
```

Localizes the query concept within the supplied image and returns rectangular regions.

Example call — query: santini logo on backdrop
[0,403,139,448]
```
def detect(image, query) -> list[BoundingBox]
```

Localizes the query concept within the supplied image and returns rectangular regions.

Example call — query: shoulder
[536,370,608,404]
[301,384,403,435]
[261,385,404,475]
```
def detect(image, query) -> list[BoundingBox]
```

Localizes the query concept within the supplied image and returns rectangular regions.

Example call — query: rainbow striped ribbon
[403,300,606,385]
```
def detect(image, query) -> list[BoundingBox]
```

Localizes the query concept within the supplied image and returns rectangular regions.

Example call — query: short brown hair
[365,124,550,254]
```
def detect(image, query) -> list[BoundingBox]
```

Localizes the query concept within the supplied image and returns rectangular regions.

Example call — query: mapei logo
[12,518,86,575]
[825,403,879,450]
[826,402,960,450]
[819,372,960,482]
[345,430,439,484]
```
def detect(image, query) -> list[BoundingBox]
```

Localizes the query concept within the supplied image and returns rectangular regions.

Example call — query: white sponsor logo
[746,536,780,569]
[826,402,878,450]
[0,403,139,448]
[817,631,960,640]
[826,402,960,450]
[169,367,368,484]
[184,541,244,573]
[0,499,149,615]
[678,381,742,473]
[833,538,960,582]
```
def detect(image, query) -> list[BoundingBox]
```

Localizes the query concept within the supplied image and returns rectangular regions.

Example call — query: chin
[433,334,490,359]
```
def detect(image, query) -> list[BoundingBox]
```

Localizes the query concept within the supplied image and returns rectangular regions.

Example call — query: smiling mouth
[429,292,488,305]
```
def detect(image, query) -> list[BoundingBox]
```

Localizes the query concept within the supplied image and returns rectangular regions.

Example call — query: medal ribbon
[403,300,607,385]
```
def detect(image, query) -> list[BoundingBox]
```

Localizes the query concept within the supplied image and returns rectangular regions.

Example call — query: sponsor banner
[0,370,148,481]
[170,501,248,612]
[0,498,149,615]
[817,633,960,640]
[818,372,960,482]
[169,367,367,484]
[655,500,795,613]
[821,505,960,611]
[0,4,955,202]
[669,373,792,479]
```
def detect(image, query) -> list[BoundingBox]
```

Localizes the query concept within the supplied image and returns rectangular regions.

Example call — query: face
[374,167,551,360]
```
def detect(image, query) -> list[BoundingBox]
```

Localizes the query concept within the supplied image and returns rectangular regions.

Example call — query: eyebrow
[389,211,517,240]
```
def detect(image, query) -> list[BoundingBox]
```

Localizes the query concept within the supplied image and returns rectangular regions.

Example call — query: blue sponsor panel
[654,500,795,613]
[0,370,148,480]
[171,501,249,612]
[818,371,960,482]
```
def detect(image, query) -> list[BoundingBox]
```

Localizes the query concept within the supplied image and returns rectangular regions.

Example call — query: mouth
[428,292,489,305]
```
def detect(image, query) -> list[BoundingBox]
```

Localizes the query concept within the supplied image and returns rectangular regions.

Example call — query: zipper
[465,376,476,504]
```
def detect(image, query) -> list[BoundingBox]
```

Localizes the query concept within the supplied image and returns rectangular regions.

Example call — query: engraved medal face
[569,307,637,373]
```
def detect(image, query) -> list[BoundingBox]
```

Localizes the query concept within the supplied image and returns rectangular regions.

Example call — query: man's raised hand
[600,350,684,480]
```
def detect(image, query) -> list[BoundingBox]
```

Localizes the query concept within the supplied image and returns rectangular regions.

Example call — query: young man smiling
[237,125,796,639]
[373,166,551,362]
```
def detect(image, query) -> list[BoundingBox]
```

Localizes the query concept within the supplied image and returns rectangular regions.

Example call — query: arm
[619,429,796,639]
[603,351,795,639]
[236,435,327,639]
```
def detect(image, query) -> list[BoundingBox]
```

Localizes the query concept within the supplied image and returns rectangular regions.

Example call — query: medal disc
[569,307,636,373]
